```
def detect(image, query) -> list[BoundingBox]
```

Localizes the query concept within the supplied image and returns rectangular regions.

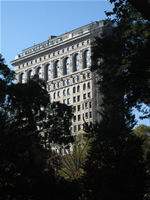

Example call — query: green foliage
[105,1,150,117]
[134,125,150,158]
[40,101,74,147]
[81,1,150,199]
[58,133,91,180]
[0,54,75,199]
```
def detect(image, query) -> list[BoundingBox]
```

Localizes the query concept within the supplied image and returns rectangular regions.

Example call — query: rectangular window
[67,98,70,104]
[83,74,86,79]
[67,68,69,74]
[85,102,88,108]
[74,106,76,112]
[73,77,76,83]
[48,85,51,91]
[78,105,80,111]
[54,83,56,89]
[87,72,90,78]
[88,92,91,98]
[63,99,66,104]
[83,94,86,99]
[63,90,66,96]
[77,95,80,102]
[74,126,76,132]
[67,79,70,85]
[58,91,60,97]
[90,112,92,118]
[85,112,88,119]
[63,80,66,86]
[54,93,56,99]
[82,104,84,110]
[78,115,81,121]
[73,96,76,103]
[78,125,81,131]
[57,82,60,88]
[74,116,76,122]
[89,102,92,108]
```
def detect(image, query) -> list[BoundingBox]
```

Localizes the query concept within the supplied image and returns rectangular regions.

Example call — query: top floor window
[20,73,24,83]
[29,70,32,80]
[45,64,50,80]
[54,61,60,78]
[73,54,79,72]
[37,67,41,74]
[64,57,70,75]
[83,50,90,68]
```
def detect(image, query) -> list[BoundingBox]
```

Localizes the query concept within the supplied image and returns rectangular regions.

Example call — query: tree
[134,125,150,158]
[105,1,150,119]
[81,1,150,199]
[109,0,150,22]
[0,55,74,199]
[58,133,90,180]
[39,101,74,149]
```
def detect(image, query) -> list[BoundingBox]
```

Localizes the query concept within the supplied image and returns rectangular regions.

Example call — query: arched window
[37,67,42,78]
[73,87,76,93]
[75,54,79,61]
[63,90,66,96]
[28,70,32,80]
[87,82,90,88]
[73,53,79,72]
[67,88,70,95]
[58,91,60,97]
[45,64,50,80]
[83,50,89,68]
[77,85,80,92]
[20,73,24,83]
[54,92,56,99]
[54,61,59,78]
[83,83,86,90]
[64,57,69,75]
[37,67,41,74]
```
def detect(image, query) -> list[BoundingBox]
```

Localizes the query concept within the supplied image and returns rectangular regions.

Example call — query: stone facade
[11,20,110,136]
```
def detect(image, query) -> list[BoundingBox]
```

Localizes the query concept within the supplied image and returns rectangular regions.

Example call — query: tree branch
[128,0,150,21]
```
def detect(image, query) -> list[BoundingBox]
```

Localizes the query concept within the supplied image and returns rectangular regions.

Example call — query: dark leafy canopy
[0,54,14,108]
[109,0,150,22]
[81,1,150,199]
[39,101,74,147]
[104,0,150,119]
[0,55,75,200]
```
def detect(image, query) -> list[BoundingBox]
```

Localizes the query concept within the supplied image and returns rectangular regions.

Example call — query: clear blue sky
[1,0,149,127]
[1,0,112,67]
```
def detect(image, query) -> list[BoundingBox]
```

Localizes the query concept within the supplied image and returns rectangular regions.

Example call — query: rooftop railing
[16,21,103,59]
